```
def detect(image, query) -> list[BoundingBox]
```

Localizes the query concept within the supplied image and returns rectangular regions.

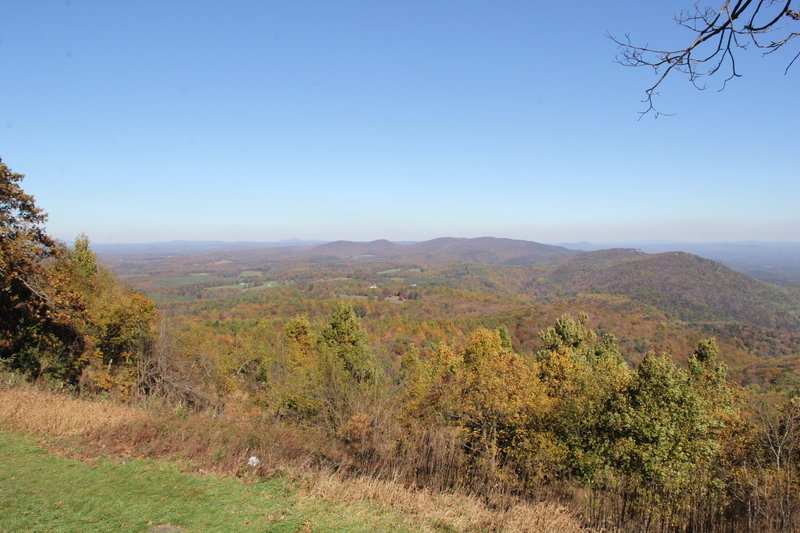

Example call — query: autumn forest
[2,159,800,532]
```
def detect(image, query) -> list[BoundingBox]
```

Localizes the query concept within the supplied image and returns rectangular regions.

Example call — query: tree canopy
[1,159,156,391]
[0,158,74,370]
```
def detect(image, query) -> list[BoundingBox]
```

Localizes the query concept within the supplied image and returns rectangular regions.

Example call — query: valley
[101,237,800,389]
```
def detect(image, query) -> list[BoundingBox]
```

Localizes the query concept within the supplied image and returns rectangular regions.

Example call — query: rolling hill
[304,236,578,265]
[533,250,800,330]
[560,241,800,284]
[99,236,800,334]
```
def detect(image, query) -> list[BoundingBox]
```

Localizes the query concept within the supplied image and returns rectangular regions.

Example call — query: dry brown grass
[0,382,593,532]
[0,383,144,437]
[299,473,588,533]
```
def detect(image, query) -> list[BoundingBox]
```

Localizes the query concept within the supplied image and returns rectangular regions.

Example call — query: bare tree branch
[611,1,798,117]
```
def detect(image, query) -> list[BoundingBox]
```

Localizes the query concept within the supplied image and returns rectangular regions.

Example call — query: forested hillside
[532,250,800,330]
[102,236,800,383]
[563,241,800,285]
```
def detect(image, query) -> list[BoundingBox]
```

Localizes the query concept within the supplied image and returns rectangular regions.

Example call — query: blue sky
[1,1,797,243]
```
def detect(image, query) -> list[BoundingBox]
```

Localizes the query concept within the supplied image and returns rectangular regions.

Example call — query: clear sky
[1,1,797,244]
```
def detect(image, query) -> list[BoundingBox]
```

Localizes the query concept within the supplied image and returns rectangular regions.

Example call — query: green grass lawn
[0,430,412,533]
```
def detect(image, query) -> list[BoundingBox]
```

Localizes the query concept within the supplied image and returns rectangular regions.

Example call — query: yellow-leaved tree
[405,327,560,493]
[1,159,156,396]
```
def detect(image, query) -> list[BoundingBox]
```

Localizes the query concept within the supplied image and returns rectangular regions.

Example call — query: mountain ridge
[304,236,579,265]
[532,250,800,331]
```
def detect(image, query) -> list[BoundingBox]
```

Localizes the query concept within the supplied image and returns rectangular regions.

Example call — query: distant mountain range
[91,239,325,255]
[97,236,800,332]
[95,237,578,265]
[306,237,577,265]
[96,237,800,283]
[298,238,800,331]
[95,238,800,282]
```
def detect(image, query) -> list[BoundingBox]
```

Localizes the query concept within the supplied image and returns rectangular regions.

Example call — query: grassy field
[0,383,588,533]
[157,275,231,287]
[0,429,412,533]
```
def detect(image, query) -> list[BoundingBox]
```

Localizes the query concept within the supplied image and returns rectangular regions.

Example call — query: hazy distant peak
[305,236,576,265]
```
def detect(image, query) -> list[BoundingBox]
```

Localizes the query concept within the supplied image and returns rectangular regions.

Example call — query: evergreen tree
[318,303,375,383]
[69,233,98,280]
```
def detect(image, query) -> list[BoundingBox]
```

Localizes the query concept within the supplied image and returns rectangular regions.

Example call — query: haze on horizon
[1,1,797,245]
